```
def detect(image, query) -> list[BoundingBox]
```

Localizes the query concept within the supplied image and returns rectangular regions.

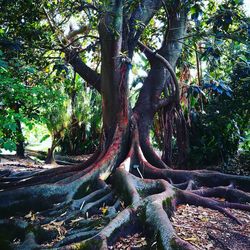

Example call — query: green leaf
[3,140,16,151]
[234,0,244,5]
[40,134,50,143]
[0,59,8,68]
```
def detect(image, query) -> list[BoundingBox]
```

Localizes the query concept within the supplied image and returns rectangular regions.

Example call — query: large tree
[0,0,250,249]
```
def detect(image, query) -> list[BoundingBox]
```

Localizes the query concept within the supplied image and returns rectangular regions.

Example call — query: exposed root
[177,190,245,225]
[139,137,169,169]
[55,229,99,247]
[1,129,250,249]
[71,187,110,210]
[142,162,250,192]
[15,232,40,250]
[192,186,250,203]
[0,125,128,217]
[0,150,100,190]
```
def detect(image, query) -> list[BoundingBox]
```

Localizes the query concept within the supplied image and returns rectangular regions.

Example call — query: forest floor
[0,154,249,250]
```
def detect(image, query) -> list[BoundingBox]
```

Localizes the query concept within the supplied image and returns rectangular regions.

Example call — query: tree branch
[138,41,180,102]
[43,8,101,92]
[128,0,163,56]
[66,25,90,40]
[62,35,99,50]
[65,49,101,92]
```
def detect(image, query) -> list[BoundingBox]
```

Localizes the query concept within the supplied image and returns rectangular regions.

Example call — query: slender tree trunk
[16,118,25,158]
[134,62,169,168]
[14,105,25,158]
[133,3,188,168]
[45,147,56,164]
[45,136,57,164]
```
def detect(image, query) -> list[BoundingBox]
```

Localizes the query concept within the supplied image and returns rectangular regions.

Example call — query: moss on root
[162,196,175,218]
[73,237,103,250]
[170,238,182,250]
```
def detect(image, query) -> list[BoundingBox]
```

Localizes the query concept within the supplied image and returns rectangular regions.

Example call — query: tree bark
[133,1,188,168]
[45,147,56,164]
[13,105,25,159]
[15,118,25,159]
[98,0,129,148]
[158,1,189,168]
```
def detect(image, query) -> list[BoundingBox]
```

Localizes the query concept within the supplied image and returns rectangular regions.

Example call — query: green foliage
[0,0,102,155]
[0,46,52,152]
[188,59,250,166]
[189,103,241,165]
[59,74,102,155]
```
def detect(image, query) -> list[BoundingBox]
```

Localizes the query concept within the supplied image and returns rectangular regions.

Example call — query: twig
[80,200,85,210]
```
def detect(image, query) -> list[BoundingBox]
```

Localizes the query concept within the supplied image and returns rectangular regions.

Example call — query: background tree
[0,44,51,158]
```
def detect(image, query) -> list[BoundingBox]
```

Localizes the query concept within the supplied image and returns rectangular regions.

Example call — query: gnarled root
[0,127,250,249]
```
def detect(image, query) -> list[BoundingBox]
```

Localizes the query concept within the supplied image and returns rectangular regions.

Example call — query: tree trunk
[45,147,56,164]
[13,105,25,159]
[15,118,25,158]
[161,107,174,166]
[97,0,130,158]
[157,2,189,168]
[45,135,58,164]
